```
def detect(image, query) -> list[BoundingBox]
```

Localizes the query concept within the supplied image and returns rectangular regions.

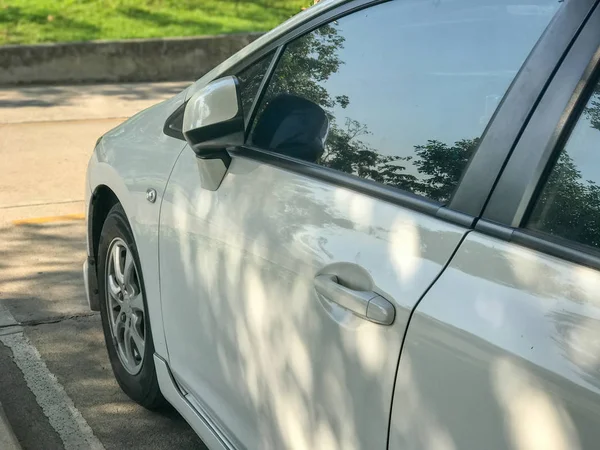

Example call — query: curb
[0,32,262,86]
[0,402,20,450]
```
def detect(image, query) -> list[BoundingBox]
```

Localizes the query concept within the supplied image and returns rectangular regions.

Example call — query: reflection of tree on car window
[252,21,477,203]
[528,84,600,249]
[252,0,559,205]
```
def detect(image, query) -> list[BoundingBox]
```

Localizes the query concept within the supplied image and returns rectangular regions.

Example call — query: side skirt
[153,354,236,450]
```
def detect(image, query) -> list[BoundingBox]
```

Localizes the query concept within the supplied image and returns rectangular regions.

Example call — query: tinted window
[236,52,274,119]
[527,79,600,250]
[250,0,559,203]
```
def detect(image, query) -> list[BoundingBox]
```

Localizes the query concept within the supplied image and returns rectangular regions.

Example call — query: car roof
[186,0,350,100]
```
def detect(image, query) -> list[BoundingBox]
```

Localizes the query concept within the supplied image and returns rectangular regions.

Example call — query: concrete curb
[0,402,20,450]
[0,33,262,86]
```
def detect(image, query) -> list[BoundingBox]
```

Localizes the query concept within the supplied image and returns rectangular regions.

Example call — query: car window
[249,0,560,203]
[236,51,275,119]
[527,78,600,250]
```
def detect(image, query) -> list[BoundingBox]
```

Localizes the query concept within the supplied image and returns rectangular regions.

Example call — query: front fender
[86,88,189,360]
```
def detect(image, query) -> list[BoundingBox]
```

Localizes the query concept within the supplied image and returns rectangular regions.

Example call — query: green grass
[0,0,307,45]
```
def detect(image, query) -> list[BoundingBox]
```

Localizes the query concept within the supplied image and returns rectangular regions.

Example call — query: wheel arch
[86,184,121,310]
[89,186,120,264]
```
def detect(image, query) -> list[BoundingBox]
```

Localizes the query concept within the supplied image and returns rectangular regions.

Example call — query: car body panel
[158,148,469,449]
[390,231,600,450]
[87,88,189,357]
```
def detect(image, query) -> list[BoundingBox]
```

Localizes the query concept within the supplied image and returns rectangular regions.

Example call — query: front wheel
[97,203,165,409]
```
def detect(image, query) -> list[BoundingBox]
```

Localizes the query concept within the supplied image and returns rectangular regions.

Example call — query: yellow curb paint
[12,213,85,225]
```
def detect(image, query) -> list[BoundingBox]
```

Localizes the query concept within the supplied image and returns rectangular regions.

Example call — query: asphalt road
[0,82,207,450]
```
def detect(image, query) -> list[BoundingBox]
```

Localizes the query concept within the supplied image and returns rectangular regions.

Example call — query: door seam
[385,229,472,449]
[156,142,190,364]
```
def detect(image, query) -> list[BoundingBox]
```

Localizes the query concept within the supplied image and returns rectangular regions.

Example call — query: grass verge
[0,0,307,45]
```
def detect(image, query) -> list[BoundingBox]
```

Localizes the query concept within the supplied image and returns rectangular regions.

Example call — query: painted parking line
[0,309,104,450]
[11,213,85,226]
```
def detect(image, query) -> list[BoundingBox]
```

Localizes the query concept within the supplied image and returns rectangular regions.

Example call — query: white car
[84,0,600,448]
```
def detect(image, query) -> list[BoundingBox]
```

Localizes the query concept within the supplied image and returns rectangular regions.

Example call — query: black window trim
[476,218,600,272]
[230,144,468,220]
[476,3,600,271]
[449,0,599,217]
[163,101,187,140]
[483,3,600,227]
[244,46,284,135]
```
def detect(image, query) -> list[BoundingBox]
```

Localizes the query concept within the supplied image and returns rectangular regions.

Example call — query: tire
[97,203,166,410]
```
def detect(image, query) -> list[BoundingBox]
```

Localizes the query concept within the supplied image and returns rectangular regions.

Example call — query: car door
[158,0,564,448]
[390,4,600,449]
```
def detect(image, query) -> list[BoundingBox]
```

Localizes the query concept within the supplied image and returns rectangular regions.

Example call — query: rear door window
[527,77,600,250]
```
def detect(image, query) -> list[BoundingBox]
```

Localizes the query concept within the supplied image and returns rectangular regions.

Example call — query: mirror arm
[194,149,232,191]
[182,76,244,191]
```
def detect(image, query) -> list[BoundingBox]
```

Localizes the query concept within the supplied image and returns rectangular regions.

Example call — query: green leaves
[0,0,305,45]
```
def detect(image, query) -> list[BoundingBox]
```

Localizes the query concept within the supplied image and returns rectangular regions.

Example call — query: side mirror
[182,76,244,190]
[183,76,244,154]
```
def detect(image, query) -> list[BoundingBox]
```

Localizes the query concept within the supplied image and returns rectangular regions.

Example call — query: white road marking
[0,308,105,450]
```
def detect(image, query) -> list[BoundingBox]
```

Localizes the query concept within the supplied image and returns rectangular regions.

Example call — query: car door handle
[314,274,395,325]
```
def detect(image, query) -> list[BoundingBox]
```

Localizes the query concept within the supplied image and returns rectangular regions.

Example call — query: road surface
[0,82,207,450]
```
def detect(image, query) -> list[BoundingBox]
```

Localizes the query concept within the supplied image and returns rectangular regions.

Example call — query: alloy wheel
[105,238,146,375]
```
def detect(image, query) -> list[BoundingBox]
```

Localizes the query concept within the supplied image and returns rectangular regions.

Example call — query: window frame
[165,0,594,229]
[478,2,600,269]
[449,0,598,217]
[221,48,281,130]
